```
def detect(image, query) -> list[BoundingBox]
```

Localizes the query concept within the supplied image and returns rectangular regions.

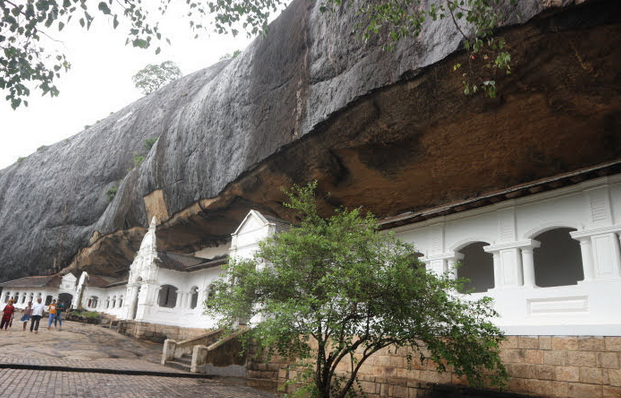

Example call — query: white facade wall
[3,274,77,310]
[9,176,617,337]
[4,289,53,309]
[128,266,223,329]
[393,175,621,336]
[81,285,127,316]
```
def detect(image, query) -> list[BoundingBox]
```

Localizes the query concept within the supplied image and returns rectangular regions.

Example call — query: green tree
[1,0,511,109]
[132,61,182,95]
[0,0,164,109]
[206,182,507,398]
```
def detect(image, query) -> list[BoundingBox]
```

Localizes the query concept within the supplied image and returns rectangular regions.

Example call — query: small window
[118,296,123,308]
[106,298,110,309]
[4,293,10,303]
[21,294,26,304]
[189,287,198,309]
[45,295,53,305]
[88,296,99,308]
[457,242,494,293]
[534,228,583,287]
[158,285,178,308]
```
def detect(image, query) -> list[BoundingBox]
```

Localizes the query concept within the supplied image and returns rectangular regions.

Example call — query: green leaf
[98,2,111,15]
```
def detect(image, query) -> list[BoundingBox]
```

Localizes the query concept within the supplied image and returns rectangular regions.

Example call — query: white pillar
[520,248,536,288]
[492,252,501,289]
[447,259,458,280]
[578,238,595,281]
[179,292,189,309]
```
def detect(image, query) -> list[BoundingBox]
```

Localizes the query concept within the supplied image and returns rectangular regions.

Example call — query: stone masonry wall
[118,320,208,343]
[247,336,621,398]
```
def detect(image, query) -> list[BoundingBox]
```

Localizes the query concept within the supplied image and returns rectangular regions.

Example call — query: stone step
[178,354,192,364]
[165,359,191,373]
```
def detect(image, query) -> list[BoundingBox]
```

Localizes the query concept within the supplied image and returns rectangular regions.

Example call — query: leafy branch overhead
[206,182,507,398]
[0,0,165,109]
[1,0,513,109]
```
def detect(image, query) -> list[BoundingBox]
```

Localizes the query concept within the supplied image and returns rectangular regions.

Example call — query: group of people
[1,297,64,333]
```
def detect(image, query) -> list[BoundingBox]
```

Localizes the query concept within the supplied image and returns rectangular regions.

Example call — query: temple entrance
[58,293,73,310]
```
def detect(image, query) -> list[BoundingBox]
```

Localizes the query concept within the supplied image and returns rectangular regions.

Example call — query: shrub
[144,137,158,151]
[106,185,118,202]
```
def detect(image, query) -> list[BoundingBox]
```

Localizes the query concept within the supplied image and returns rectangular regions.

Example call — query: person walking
[54,301,64,330]
[47,299,57,330]
[1,299,15,330]
[20,301,33,331]
[30,297,45,333]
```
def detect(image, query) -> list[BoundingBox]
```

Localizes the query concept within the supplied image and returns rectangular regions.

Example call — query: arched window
[21,294,26,304]
[118,296,124,308]
[14,293,19,304]
[45,295,53,305]
[4,292,10,303]
[158,285,178,308]
[205,284,217,308]
[106,297,110,309]
[189,287,198,310]
[88,296,99,308]
[111,296,116,308]
[456,242,494,293]
[533,228,583,287]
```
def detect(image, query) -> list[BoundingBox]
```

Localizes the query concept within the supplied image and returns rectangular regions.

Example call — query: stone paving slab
[0,320,277,397]
[0,354,188,374]
[0,368,277,398]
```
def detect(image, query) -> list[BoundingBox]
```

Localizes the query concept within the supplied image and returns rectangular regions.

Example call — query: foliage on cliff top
[1,0,513,109]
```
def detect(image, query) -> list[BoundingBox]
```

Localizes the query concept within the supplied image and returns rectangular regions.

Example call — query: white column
[492,252,501,289]
[447,259,458,280]
[520,248,536,288]
[578,238,595,281]
[178,292,189,309]
[447,253,464,281]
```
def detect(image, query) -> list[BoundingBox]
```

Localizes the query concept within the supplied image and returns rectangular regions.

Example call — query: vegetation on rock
[132,61,182,95]
[1,0,513,109]
[106,185,118,202]
[206,181,507,398]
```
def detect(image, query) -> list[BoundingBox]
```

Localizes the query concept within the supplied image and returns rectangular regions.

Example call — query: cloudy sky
[0,4,268,170]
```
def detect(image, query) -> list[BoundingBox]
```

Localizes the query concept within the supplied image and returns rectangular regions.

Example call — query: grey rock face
[0,0,610,280]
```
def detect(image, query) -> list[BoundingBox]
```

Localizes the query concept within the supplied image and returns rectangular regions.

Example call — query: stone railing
[190,328,249,375]
[161,329,223,365]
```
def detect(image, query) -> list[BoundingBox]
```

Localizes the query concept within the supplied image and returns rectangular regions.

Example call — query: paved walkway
[0,320,277,397]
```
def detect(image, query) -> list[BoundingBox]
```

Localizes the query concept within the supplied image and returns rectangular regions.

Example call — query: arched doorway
[58,293,73,310]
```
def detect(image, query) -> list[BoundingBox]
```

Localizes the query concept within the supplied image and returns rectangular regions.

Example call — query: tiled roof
[86,275,123,288]
[0,275,62,288]
[262,214,290,233]
[157,251,226,272]
[379,160,621,230]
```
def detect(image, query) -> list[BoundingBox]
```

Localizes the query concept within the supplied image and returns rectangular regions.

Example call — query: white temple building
[2,173,621,337]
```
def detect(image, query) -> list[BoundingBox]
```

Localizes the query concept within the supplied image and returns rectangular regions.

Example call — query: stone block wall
[501,336,621,398]
[247,336,621,398]
[118,320,208,343]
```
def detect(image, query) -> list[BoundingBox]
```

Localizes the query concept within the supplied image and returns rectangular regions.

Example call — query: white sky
[0,4,264,170]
